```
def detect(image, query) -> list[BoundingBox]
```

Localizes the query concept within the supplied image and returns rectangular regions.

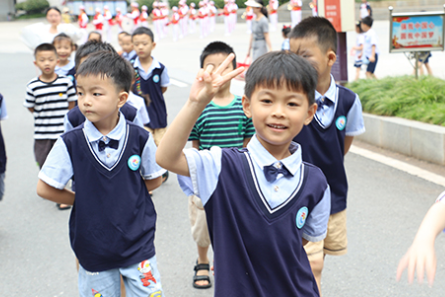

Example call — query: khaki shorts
[188,195,211,248]
[304,210,347,260]
[145,127,167,147]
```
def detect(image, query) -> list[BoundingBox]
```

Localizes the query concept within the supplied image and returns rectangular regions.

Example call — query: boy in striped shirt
[187,41,255,289]
[24,43,76,208]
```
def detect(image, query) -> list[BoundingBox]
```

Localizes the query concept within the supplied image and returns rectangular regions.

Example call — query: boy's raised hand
[189,53,244,105]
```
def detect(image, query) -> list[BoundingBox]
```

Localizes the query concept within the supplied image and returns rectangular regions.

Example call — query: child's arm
[27,107,34,113]
[156,54,244,176]
[161,87,168,94]
[369,45,376,62]
[344,136,354,155]
[68,101,76,110]
[396,195,445,285]
[37,179,75,205]
[145,177,162,192]
[192,140,200,150]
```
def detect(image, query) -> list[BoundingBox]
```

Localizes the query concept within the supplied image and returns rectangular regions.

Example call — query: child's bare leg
[365,71,372,79]
[196,245,210,286]
[418,61,425,76]
[425,63,433,76]
[309,255,324,296]
[355,67,360,81]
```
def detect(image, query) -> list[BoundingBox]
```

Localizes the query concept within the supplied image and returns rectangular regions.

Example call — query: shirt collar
[123,50,136,59]
[247,134,302,176]
[134,56,161,74]
[84,112,126,143]
[315,74,337,104]
[56,59,74,71]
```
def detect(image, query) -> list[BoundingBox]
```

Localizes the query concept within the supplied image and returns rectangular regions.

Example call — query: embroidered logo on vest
[296,206,308,229]
[335,115,347,131]
[153,74,160,83]
[128,155,141,171]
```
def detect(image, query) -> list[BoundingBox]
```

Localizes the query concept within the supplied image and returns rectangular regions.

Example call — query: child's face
[54,39,73,62]
[76,74,127,125]
[132,34,156,59]
[118,34,125,46]
[121,36,134,53]
[242,84,316,152]
[203,53,234,91]
[361,23,370,32]
[34,50,58,76]
[88,33,101,42]
[290,36,336,82]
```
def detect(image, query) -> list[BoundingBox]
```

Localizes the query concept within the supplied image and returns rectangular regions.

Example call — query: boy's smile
[243,85,316,159]
[77,75,127,132]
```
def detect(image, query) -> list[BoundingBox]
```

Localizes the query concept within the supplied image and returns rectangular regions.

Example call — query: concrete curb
[357,113,445,165]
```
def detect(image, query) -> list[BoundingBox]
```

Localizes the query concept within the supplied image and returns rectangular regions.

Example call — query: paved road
[1,20,445,296]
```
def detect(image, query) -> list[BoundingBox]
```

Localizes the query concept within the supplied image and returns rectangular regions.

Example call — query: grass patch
[16,13,46,20]
[346,76,445,126]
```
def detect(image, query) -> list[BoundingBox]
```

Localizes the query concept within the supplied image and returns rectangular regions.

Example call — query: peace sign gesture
[189,53,245,105]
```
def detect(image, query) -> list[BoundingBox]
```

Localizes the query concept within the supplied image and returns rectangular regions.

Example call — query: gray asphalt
[1,21,445,296]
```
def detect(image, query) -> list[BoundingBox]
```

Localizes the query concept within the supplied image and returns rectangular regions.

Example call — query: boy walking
[24,43,77,170]
[289,17,365,294]
[37,51,165,296]
[158,51,331,296]
[132,27,170,146]
[361,16,379,79]
[188,42,255,289]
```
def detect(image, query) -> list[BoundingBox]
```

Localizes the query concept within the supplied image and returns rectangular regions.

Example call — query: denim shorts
[78,255,164,297]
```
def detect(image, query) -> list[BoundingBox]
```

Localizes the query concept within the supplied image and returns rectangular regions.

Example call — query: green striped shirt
[189,96,255,150]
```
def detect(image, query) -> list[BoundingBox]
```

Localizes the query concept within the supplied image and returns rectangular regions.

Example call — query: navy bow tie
[316,97,331,110]
[98,139,119,152]
[263,162,293,182]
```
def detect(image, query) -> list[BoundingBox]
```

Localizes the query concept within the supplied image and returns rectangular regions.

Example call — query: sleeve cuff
[302,230,327,243]
[38,171,66,190]
[345,127,366,137]
[142,168,167,180]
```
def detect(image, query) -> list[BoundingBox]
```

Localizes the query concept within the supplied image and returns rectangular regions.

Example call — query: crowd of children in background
[9,0,441,293]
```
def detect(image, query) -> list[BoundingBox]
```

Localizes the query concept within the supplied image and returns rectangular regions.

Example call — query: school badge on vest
[128,155,141,171]
[296,206,308,229]
[68,75,74,81]
[335,116,347,131]
[153,74,160,83]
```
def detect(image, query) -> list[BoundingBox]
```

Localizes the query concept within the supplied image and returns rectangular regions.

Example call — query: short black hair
[361,16,373,28]
[45,6,61,15]
[75,40,116,70]
[88,31,103,41]
[34,43,57,57]
[200,41,237,69]
[289,17,338,54]
[77,51,134,92]
[132,27,154,42]
[244,51,318,105]
[356,21,364,33]
[53,32,74,46]
[118,31,131,37]
[282,25,291,37]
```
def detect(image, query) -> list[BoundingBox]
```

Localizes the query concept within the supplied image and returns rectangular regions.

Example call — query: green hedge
[346,76,445,126]
[15,0,49,14]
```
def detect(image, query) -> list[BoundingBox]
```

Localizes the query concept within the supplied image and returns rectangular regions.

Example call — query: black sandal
[193,261,212,289]
[56,203,71,211]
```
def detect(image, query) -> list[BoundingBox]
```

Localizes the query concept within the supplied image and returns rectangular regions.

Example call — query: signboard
[324,0,341,32]
[390,11,444,53]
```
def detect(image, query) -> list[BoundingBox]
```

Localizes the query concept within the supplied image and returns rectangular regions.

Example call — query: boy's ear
[304,102,317,125]
[327,50,337,67]
[242,95,252,118]
[152,42,157,50]
[117,91,128,108]
[33,60,37,66]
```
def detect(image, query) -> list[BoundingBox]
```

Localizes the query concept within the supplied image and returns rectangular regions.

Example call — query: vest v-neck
[242,151,308,220]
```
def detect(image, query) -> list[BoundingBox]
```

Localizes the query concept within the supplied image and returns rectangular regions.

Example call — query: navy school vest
[294,85,356,214]
[0,94,6,174]
[67,103,137,129]
[204,148,327,296]
[132,64,167,129]
[66,66,76,89]
[62,122,156,272]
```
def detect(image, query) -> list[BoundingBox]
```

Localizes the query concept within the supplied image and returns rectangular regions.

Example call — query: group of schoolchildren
[17,11,440,296]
